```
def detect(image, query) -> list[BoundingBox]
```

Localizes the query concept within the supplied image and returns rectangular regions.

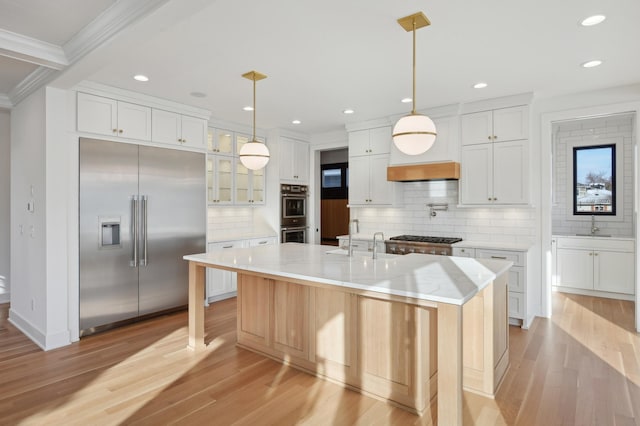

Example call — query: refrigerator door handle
[131,195,139,267]
[141,195,148,266]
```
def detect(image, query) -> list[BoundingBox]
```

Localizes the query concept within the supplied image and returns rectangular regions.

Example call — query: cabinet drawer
[508,291,524,319]
[476,249,525,267]
[248,237,277,247]
[556,237,633,251]
[452,247,475,258]
[208,240,246,251]
[507,267,525,293]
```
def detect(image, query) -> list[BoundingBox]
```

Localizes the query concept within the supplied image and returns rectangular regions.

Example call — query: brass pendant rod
[412,18,417,115]
[252,77,257,141]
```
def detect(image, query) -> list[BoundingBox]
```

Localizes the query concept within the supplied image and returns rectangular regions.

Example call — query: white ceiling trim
[0,28,68,70]
[9,67,57,105]
[63,0,172,63]
[0,93,12,109]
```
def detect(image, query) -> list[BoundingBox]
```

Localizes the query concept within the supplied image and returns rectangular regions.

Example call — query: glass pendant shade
[392,113,437,155]
[239,140,270,170]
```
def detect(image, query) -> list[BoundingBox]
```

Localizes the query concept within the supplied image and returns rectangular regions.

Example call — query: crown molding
[0,29,67,69]
[63,0,171,63]
[9,67,58,105]
[0,93,12,109]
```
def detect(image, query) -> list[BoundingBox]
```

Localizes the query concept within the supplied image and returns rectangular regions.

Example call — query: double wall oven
[281,184,308,243]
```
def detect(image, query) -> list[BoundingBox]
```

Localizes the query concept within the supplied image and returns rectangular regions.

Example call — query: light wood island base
[186,255,510,426]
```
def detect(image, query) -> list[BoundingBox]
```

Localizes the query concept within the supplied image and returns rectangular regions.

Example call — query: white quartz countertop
[184,243,512,306]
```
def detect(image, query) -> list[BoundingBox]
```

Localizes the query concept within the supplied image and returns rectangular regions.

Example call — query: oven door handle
[281,226,309,231]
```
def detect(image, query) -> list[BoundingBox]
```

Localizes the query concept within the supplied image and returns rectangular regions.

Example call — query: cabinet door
[251,167,265,204]
[368,126,391,154]
[235,160,250,204]
[213,156,234,204]
[206,241,243,299]
[348,155,370,205]
[210,129,234,155]
[493,140,528,204]
[349,129,370,156]
[461,110,492,146]
[493,106,528,142]
[77,92,117,136]
[278,137,295,181]
[555,248,593,290]
[595,250,635,294]
[310,288,358,383]
[116,101,151,141]
[272,281,309,359]
[460,144,493,204]
[292,140,309,183]
[237,274,271,347]
[151,109,181,144]
[368,154,393,205]
[248,236,277,247]
[181,116,207,149]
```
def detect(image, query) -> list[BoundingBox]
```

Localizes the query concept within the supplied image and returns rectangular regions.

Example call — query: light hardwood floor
[0,292,638,425]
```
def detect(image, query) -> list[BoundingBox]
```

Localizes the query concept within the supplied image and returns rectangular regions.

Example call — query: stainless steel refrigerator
[79,138,206,335]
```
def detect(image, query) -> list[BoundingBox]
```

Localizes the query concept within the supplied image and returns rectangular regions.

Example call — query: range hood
[387,161,460,182]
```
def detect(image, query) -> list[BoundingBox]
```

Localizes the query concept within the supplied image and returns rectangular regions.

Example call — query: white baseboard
[553,285,635,301]
[8,308,71,351]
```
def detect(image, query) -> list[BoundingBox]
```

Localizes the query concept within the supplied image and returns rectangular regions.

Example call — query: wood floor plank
[0,292,638,425]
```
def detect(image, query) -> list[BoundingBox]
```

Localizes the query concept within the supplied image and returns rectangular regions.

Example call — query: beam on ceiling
[0,29,68,70]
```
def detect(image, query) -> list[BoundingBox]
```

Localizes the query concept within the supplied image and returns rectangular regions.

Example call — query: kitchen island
[184,243,511,425]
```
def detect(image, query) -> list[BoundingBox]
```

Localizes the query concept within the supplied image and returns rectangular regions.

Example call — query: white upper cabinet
[389,116,459,165]
[348,126,396,206]
[461,105,528,146]
[349,126,391,156]
[152,109,206,149]
[460,105,529,205]
[279,137,309,184]
[77,92,151,141]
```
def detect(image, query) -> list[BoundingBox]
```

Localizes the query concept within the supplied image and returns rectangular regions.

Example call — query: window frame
[571,143,616,216]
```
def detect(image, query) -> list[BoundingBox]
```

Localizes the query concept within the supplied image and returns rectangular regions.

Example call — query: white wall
[552,114,634,237]
[0,109,10,303]
[9,88,48,343]
[8,88,71,350]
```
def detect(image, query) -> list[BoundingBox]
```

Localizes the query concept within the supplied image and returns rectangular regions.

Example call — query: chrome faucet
[372,232,385,260]
[348,219,359,257]
[591,215,599,235]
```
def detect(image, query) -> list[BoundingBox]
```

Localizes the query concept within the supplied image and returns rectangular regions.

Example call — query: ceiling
[1,0,640,134]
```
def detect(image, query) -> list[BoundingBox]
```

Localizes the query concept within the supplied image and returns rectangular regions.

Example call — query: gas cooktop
[388,235,463,245]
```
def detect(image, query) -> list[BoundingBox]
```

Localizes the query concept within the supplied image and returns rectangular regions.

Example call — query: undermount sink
[575,234,612,237]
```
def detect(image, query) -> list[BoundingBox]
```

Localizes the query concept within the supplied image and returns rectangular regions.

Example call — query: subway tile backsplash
[552,114,635,237]
[352,181,537,244]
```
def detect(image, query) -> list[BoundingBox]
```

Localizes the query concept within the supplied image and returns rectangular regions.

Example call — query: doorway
[320,149,349,245]
[541,104,640,332]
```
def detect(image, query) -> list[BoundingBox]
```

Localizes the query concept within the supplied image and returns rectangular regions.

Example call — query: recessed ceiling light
[473,82,488,89]
[243,106,254,111]
[190,91,207,98]
[401,98,412,103]
[581,15,606,26]
[343,109,355,115]
[582,60,603,68]
[133,74,149,82]
[292,120,301,125]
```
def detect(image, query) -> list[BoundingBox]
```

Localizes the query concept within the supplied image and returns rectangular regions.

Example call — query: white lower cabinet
[454,245,533,328]
[554,237,635,296]
[206,236,277,303]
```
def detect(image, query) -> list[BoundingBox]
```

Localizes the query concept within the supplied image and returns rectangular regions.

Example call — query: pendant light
[239,70,270,170]
[392,12,437,156]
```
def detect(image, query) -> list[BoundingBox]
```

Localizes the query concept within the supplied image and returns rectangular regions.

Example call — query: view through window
[572,144,616,215]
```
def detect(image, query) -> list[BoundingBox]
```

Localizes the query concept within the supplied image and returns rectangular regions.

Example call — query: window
[321,162,348,199]
[572,144,616,215]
